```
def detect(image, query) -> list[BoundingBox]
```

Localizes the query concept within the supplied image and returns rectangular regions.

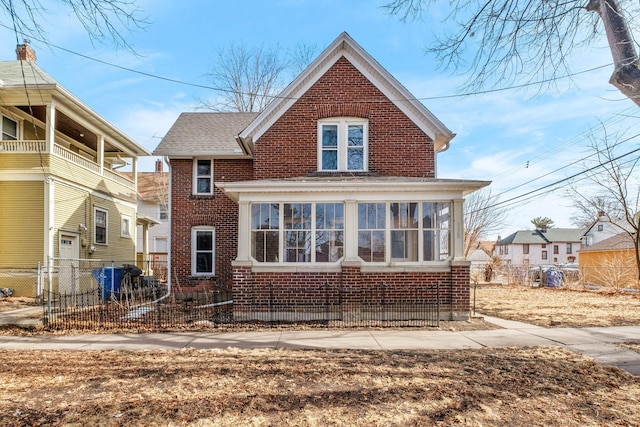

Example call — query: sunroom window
[251,202,344,263]
[357,201,451,263]
[319,118,367,172]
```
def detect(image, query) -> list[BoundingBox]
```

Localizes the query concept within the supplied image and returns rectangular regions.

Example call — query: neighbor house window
[1,116,18,140]
[192,226,214,275]
[159,203,168,221]
[318,118,368,172]
[251,202,344,263]
[94,208,108,245]
[357,201,451,263]
[523,244,529,254]
[542,251,548,260]
[566,243,572,254]
[121,215,131,238]
[193,159,213,195]
[553,245,559,254]
[597,224,603,232]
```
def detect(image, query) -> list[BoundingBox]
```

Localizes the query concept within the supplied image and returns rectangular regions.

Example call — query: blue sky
[1,0,638,238]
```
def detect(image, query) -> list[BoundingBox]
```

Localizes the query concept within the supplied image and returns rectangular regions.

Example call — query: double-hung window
[251,202,344,263]
[94,208,108,245]
[192,226,215,275]
[193,159,213,195]
[1,116,18,140]
[319,118,367,172]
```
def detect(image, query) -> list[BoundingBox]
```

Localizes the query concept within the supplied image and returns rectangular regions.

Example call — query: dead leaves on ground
[1,347,640,426]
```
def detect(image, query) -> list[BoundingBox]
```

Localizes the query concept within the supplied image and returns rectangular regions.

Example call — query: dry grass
[472,284,640,327]
[1,347,639,426]
[2,286,640,426]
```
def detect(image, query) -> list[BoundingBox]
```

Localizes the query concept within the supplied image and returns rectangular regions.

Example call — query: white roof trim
[238,32,454,153]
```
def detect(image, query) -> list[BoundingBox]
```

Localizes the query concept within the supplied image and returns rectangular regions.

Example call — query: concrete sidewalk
[0,309,639,375]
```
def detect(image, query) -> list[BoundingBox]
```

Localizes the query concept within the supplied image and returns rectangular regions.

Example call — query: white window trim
[121,214,132,239]
[193,158,213,195]
[158,203,168,221]
[250,202,345,265]
[191,226,215,276]
[94,207,108,245]
[1,114,20,140]
[317,117,368,172]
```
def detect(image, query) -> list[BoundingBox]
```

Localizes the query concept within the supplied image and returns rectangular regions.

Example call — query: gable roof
[153,112,258,157]
[237,32,454,155]
[497,228,586,245]
[579,232,636,252]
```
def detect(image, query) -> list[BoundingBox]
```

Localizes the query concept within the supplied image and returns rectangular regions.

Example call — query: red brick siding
[233,265,471,319]
[253,57,435,179]
[170,158,252,290]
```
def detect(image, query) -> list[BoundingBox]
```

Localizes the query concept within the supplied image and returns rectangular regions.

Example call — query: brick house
[154,33,489,320]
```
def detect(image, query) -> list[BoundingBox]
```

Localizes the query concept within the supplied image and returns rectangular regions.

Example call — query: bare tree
[200,43,288,113]
[383,0,640,106]
[200,43,317,113]
[464,188,507,257]
[569,126,640,280]
[569,195,619,227]
[2,0,146,51]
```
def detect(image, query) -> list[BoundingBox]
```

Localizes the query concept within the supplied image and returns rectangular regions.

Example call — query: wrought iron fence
[43,281,443,331]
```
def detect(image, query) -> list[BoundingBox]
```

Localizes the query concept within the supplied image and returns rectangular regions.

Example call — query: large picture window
[318,118,367,172]
[358,201,451,263]
[251,203,344,263]
[192,227,215,275]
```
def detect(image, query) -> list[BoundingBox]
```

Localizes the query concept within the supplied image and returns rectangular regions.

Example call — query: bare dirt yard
[1,285,640,426]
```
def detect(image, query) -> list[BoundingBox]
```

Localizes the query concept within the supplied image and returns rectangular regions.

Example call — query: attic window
[318,118,368,172]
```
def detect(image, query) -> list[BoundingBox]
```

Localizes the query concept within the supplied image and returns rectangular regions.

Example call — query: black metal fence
[43,281,443,331]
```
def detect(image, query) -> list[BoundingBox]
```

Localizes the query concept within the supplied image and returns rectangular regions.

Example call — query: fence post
[381,281,386,323]
[46,256,52,323]
[324,280,329,322]
[36,261,42,300]
[269,281,274,325]
[436,282,440,328]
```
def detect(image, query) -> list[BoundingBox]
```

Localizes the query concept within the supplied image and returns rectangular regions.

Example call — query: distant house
[494,228,585,265]
[0,41,151,296]
[130,160,168,254]
[154,33,489,320]
[579,232,638,287]
[582,211,635,247]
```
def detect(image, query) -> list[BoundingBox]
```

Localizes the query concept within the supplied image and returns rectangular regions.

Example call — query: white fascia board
[217,179,490,202]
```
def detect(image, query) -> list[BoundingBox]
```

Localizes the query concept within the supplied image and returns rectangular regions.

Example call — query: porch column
[236,201,251,261]
[131,157,138,187]
[343,200,359,262]
[45,102,55,153]
[97,135,104,175]
[453,198,465,261]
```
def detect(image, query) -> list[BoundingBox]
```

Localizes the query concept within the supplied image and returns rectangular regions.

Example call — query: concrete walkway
[1,308,640,376]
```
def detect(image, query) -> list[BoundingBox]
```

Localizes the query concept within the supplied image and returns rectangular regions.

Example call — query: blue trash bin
[93,267,124,300]
[545,269,563,288]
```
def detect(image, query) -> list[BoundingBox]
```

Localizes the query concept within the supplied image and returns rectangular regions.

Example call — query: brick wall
[253,57,435,179]
[233,264,471,320]
[170,158,252,290]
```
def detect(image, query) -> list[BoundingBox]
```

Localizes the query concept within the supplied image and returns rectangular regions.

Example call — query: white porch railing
[0,139,46,152]
[0,140,134,190]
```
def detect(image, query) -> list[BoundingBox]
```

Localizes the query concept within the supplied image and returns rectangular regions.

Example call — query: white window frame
[1,115,19,140]
[250,202,345,264]
[192,226,215,275]
[318,118,368,172]
[121,215,132,238]
[358,201,452,264]
[193,158,213,195]
[158,203,168,221]
[94,207,108,245]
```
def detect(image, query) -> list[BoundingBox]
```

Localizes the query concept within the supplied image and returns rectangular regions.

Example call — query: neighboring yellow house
[579,232,639,289]
[0,41,151,296]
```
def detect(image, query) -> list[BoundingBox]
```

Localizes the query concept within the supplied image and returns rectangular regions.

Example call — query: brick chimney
[16,39,36,62]
[155,159,163,173]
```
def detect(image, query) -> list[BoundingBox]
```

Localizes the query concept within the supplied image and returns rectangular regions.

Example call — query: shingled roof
[497,228,586,245]
[153,112,258,157]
